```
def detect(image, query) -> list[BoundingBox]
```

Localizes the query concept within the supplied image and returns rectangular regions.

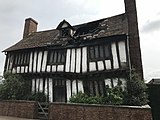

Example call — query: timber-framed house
[3,0,143,102]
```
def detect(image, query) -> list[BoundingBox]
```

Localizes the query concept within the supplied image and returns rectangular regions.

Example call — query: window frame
[88,44,111,62]
[47,49,66,65]
[61,28,69,37]
[13,52,30,66]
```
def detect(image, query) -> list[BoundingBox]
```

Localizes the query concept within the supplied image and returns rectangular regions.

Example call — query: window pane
[20,53,23,64]
[24,53,27,64]
[15,54,18,64]
[104,45,110,58]
[53,51,57,63]
[49,52,54,63]
[99,45,104,58]
[26,53,30,64]
[57,52,61,63]
[89,46,94,59]
[14,52,29,65]
[48,50,66,64]
[61,53,65,63]
[62,28,69,37]
[95,46,99,59]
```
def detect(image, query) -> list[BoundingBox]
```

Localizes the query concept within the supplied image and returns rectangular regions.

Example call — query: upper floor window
[88,44,111,61]
[14,52,30,66]
[61,28,69,37]
[47,49,66,65]
[57,20,75,37]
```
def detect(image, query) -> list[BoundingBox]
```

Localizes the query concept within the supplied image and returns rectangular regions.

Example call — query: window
[47,49,66,65]
[14,52,30,66]
[83,80,105,96]
[61,28,69,37]
[88,44,111,61]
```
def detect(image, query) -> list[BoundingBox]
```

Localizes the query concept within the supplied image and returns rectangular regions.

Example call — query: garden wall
[0,100,38,119]
[49,103,152,120]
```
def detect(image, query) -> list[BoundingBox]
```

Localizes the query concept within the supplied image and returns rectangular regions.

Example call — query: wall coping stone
[50,102,151,110]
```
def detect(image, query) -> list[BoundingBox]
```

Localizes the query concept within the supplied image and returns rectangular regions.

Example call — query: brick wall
[49,103,152,120]
[0,100,38,119]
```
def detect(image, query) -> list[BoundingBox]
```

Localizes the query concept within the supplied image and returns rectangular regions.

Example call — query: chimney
[124,0,143,79]
[23,18,38,38]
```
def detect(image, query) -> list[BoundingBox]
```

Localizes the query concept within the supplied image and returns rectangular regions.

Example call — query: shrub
[123,71,148,106]
[69,91,104,104]
[105,85,124,105]
[69,86,123,105]
[0,73,26,100]
[27,92,47,102]
[69,71,148,106]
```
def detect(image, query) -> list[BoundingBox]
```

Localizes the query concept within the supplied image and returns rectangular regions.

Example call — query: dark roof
[4,13,128,52]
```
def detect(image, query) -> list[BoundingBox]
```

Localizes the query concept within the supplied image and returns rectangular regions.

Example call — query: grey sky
[141,19,160,33]
[0,0,160,80]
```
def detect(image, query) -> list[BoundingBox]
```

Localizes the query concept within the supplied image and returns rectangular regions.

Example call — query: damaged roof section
[4,13,128,52]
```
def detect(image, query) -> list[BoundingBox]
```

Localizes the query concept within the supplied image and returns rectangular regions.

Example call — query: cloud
[145,70,160,81]
[141,19,160,33]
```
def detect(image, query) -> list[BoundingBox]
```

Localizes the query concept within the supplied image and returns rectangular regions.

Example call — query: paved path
[0,116,39,120]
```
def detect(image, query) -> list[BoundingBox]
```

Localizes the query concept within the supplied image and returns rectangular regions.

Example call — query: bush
[69,91,104,104]
[105,85,123,105]
[27,92,47,102]
[69,71,148,106]
[123,71,148,106]
[69,91,88,103]
[69,86,123,105]
[0,73,26,100]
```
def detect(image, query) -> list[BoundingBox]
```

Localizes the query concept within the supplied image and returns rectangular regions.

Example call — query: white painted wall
[72,80,77,95]
[66,80,71,101]
[78,80,84,93]
[57,65,64,72]
[29,52,33,72]
[70,49,76,72]
[36,78,40,92]
[105,60,111,69]
[25,66,28,73]
[105,78,112,88]
[17,67,20,73]
[82,47,87,72]
[39,78,43,92]
[65,47,87,73]
[52,65,56,72]
[41,51,48,72]
[49,78,53,102]
[76,48,81,73]
[118,41,126,63]
[33,51,37,72]
[111,42,119,69]
[37,52,42,72]
[44,78,48,97]
[65,49,71,72]
[32,78,35,93]
[97,61,104,71]
[46,65,51,72]
[89,62,96,71]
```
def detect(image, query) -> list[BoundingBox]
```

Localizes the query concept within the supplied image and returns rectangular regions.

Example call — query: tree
[0,73,27,100]
[123,71,148,106]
